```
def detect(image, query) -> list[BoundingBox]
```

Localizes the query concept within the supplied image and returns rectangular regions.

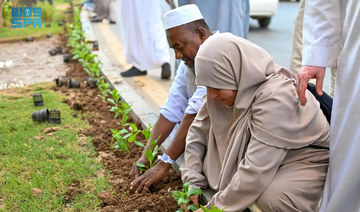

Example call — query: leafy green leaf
[172,191,184,201]
[145,151,154,162]
[187,187,202,197]
[107,98,116,105]
[134,162,147,168]
[128,132,137,143]
[187,204,200,211]
[130,123,137,132]
[183,182,190,194]
[178,197,190,206]
[175,209,184,212]
[200,205,211,212]
[134,141,145,147]
[119,129,128,134]
[152,145,159,158]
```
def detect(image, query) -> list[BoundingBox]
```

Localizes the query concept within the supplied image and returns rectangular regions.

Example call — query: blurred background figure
[175,0,250,38]
[118,0,171,79]
[91,0,116,24]
[82,0,95,12]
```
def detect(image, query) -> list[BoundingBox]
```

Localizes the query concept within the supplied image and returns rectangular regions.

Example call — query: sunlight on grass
[0,83,112,211]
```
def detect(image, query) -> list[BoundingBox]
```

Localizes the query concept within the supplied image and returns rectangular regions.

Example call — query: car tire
[258,17,271,28]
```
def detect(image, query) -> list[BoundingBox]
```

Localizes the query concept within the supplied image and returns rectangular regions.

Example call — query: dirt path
[0,35,68,90]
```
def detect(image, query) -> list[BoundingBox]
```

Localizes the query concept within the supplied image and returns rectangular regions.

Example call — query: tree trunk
[0,0,4,27]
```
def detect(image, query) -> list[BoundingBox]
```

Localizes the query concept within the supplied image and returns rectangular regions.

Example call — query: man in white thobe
[118,0,171,79]
[129,5,213,193]
[296,0,360,211]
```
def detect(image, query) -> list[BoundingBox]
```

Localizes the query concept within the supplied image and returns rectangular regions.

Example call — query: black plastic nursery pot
[32,93,44,106]
[48,109,61,124]
[69,79,80,88]
[86,77,97,88]
[45,23,51,28]
[55,46,63,54]
[49,49,57,56]
[92,40,99,51]
[56,77,68,87]
[58,21,64,26]
[63,53,72,63]
[25,37,34,42]
[32,108,49,122]
[46,33,52,38]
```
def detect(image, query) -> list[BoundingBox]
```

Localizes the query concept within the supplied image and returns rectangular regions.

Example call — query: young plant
[172,182,203,212]
[110,123,140,152]
[134,125,160,171]
[97,77,111,101]
[107,89,122,118]
[200,205,226,212]
[110,128,129,151]
[117,102,132,128]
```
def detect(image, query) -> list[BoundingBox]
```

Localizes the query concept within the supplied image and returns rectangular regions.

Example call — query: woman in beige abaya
[181,33,330,212]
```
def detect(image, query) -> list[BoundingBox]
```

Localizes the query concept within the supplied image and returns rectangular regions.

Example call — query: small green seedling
[117,102,132,128]
[97,77,111,101]
[134,125,160,171]
[110,123,143,152]
[200,205,226,212]
[107,89,122,118]
[110,128,130,151]
[172,182,203,212]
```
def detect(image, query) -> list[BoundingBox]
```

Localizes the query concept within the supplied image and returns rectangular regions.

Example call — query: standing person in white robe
[118,0,171,79]
[296,0,360,211]
[92,0,116,24]
[176,0,249,38]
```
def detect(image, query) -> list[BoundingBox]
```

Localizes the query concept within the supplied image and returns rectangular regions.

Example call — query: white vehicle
[250,0,279,28]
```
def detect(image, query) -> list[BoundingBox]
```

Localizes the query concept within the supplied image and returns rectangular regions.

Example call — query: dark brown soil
[54,34,182,211]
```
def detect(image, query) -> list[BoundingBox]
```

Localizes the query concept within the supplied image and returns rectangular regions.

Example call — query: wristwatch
[158,153,174,165]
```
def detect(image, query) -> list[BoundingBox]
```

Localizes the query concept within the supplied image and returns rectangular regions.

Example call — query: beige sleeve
[208,138,287,211]
[180,101,210,189]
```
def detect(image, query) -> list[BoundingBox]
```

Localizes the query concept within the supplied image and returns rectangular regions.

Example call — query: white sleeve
[302,0,344,68]
[159,63,188,123]
[185,85,206,115]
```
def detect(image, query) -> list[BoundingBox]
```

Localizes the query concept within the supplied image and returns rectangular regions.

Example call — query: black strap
[307,83,333,123]
[308,144,329,150]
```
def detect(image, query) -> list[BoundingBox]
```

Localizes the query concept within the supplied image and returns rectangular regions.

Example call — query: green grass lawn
[0,83,112,211]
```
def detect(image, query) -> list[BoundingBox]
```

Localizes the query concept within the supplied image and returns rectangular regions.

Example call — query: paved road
[248,1,300,69]
[248,1,332,93]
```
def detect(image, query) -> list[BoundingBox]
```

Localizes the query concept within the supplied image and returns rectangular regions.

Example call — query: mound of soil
[54,34,182,211]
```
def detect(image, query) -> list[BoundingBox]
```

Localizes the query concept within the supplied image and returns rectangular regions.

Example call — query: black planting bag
[307,83,333,124]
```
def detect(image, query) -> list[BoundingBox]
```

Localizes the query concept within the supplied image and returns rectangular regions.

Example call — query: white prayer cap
[164,4,204,30]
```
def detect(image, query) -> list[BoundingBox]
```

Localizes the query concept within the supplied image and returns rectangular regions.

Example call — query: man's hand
[181,195,200,212]
[130,161,170,193]
[297,65,326,106]
[129,155,149,181]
